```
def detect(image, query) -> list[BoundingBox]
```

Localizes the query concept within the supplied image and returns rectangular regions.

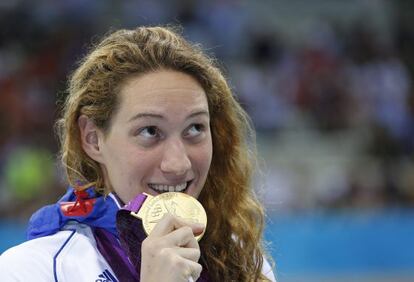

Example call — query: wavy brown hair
[57,26,271,281]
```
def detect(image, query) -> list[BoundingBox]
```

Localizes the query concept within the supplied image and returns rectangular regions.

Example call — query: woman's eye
[186,124,205,137]
[138,126,159,138]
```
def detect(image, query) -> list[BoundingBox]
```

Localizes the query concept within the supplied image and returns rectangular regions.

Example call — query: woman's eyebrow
[128,112,164,122]
[128,110,209,123]
[188,110,209,119]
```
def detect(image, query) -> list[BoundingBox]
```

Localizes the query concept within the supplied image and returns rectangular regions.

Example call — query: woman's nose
[160,139,191,176]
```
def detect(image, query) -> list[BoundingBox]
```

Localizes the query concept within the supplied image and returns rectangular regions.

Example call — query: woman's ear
[78,115,105,163]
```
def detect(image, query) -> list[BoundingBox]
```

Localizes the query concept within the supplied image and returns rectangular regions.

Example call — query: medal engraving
[131,192,207,241]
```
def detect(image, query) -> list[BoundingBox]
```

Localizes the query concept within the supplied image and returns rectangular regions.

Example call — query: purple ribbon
[93,227,139,281]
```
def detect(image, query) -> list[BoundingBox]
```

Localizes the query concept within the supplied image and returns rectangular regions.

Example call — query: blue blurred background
[1,1,414,281]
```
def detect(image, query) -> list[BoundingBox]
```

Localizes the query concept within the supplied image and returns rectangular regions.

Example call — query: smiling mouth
[148,181,192,194]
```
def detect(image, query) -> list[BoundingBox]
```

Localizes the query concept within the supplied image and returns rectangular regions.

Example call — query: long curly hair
[56,26,271,281]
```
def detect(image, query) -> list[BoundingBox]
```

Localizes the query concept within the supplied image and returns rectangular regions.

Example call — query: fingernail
[194,223,205,229]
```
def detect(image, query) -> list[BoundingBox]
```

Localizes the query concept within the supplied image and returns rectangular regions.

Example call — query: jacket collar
[27,186,122,240]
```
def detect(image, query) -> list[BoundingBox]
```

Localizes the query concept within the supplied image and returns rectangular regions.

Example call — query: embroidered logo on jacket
[60,189,96,217]
[95,269,118,282]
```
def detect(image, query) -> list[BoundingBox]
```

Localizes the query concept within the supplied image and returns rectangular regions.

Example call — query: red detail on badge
[60,189,96,217]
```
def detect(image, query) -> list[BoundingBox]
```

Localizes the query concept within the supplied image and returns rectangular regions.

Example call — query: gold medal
[130,192,207,241]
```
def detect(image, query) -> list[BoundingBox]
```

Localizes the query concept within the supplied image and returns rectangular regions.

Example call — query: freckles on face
[97,70,213,203]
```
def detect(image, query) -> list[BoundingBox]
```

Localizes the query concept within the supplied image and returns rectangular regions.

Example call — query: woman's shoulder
[262,256,277,282]
[0,222,112,281]
[0,228,79,280]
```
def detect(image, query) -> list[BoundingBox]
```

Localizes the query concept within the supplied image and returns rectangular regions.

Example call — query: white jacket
[0,222,117,282]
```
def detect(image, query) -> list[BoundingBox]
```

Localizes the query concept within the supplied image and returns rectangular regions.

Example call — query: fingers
[173,247,201,262]
[168,254,202,281]
[140,213,205,282]
[185,259,203,281]
[150,213,205,240]
[140,243,203,281]
[165,226,199,248]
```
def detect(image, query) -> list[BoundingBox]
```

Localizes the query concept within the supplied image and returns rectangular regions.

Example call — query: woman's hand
[140,213,205,282]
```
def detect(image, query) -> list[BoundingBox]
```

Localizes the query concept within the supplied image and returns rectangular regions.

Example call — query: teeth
[149,182,188,193]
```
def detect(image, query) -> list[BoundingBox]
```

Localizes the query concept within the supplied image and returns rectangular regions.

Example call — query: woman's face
[96,70,213,203]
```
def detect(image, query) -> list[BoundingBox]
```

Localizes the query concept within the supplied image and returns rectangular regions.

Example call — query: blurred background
[1,0,414,281]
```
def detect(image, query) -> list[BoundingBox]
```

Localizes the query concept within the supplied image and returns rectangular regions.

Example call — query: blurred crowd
[1,0,414,219]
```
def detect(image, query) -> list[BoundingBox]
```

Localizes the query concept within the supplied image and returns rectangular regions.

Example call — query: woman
[0,26,275,281]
